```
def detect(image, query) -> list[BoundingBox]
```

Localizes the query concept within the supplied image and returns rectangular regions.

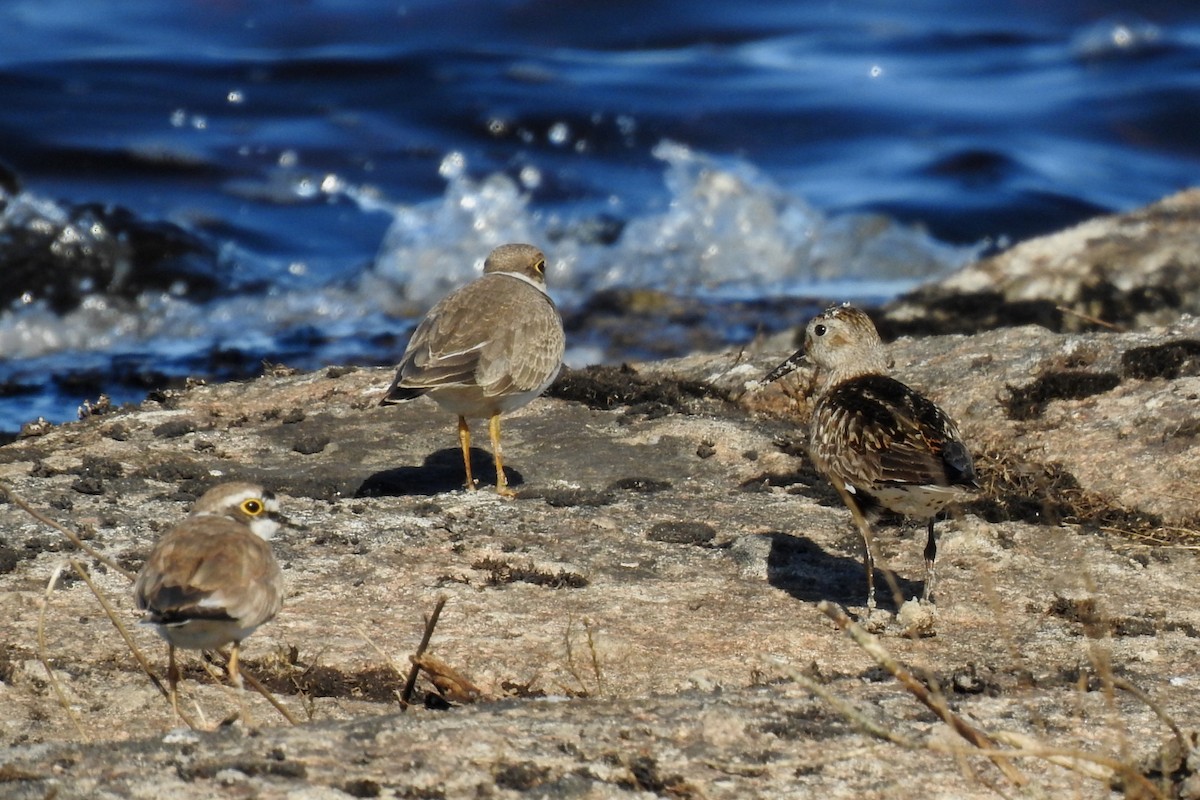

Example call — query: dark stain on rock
[0,545,20,574]
[75,455,124,479]
[243,660,405,704]
[646,521,716,546]
[151,418,201,439]
[179,758,308,782]
[71,476,105,495]
[292,433,330,455]
[472,557,588,589]
[548,364,728,413]
[759,706,848,740]
[138,457,210,482]
[1048,600,1199,639]
[968,448,1165,537]
[519,486,614,507]
[1121,340,1200,380]
[877,292,1063,339]
[341,778,383,798]
[1001,370,1121,420]
[493,761,552,791]
[606,477,672,493]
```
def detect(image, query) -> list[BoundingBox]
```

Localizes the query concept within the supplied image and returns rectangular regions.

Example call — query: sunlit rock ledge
[0,191,1198,799]
[881,186,1200,337]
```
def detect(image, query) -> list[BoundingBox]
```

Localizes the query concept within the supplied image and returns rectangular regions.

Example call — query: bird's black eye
[533,258,546,275]
[240,498,265,516]
[813,324,827,336]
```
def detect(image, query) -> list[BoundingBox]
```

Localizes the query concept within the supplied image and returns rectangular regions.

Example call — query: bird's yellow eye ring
[533,258,546,275]
[240,498,265,515]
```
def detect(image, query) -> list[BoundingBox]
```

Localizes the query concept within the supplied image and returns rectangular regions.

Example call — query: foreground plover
[763,304,978,608]
[133,482,285,712]
[381,243,565,496]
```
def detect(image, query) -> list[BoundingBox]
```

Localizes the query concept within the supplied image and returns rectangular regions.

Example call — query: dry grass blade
[400,595,447,709]
[563,616,605,696]
[1,480,136,581]
[354,623,411,705]
[38,562,88,741]
[777,664,919,749]
[1055,305,1126,332]
[817,600,1029,787]
[1111,677,1186,755]
[67,559,169,701]
[214,648,300,726]
[985,734,1167,799]
[831,483,905,610]
[70,559,203,733]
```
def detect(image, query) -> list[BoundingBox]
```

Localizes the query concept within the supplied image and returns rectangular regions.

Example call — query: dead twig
[563,616,605,696]
[213,647,300,726]
[410,653,481,703]
[818,600,1029,787]
[67,559,170,701]
[1,480,136,581]
[984,734,1166,799]
[37,563,88,740]
[400,595,447,709]
[778,664,919,749]
[831,483,906,611]
[354,624,411,705]
[1111,676,1186,755]
[1055,305,1126,332]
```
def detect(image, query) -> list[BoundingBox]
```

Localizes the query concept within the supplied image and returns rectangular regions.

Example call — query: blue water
[0,0,1198,430]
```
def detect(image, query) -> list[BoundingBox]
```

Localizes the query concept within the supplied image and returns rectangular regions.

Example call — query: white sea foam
[0,142,976,364]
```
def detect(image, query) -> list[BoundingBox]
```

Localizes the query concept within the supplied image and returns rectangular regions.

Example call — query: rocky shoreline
[1,191,1199,798]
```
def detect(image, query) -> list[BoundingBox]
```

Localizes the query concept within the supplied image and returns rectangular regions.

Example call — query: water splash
[366,140,977,313]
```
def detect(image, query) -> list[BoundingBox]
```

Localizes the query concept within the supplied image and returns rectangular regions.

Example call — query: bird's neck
[818,354,890,393]
[490,271,549,296]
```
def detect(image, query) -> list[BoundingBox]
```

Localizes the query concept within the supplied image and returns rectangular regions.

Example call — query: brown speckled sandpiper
[132,482,285,713]
[763,303,978,608]
[380,243,566,496]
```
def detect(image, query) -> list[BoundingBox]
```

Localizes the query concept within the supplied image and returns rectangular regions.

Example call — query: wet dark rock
[0,194,226,314]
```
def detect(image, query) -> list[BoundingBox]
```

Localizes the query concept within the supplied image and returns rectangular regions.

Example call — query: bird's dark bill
[762,350,807,384]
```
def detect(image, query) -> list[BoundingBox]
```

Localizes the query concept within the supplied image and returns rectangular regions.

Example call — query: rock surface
[881,187,1200,336]
[1,194,1200,799]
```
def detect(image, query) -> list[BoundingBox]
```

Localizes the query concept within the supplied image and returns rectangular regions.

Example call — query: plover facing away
[763,304,978,608]
[132,482,285,712]
[381,243,566,496]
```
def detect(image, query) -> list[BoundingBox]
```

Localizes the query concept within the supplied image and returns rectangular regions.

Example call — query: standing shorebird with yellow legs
[763,304,978,609]
[133,482,285,716]
[381,243,566,497]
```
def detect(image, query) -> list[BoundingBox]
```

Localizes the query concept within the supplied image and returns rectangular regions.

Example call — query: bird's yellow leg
[458,416,476,491]
[489,413,515,497]
[168,644,181,718]
[227,642,244,689]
